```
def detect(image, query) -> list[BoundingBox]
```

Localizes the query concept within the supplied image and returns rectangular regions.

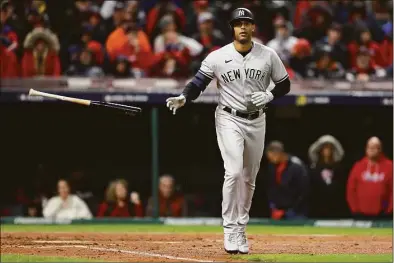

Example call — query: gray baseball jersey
[197,42,289,234]
[199,42,289,112]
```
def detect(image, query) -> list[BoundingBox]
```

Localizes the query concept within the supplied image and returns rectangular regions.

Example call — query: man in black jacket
[265,141,309,220]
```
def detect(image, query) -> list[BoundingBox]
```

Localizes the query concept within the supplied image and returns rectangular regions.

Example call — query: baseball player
[166,8,291,254]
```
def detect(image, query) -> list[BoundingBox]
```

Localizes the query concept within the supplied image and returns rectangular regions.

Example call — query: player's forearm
[181,71,211,102]
[270,77,290,99]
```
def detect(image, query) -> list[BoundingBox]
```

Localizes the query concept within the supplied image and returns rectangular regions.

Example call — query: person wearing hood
[347,137,393,219]
[308,135,347,218]
[21,27,61,77]
[267,18,298,63]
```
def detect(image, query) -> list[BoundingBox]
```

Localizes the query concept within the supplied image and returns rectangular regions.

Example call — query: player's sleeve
[181,52,216,102]
[268,48,291,99]
[198,51,216,80]
[270,49,289,84]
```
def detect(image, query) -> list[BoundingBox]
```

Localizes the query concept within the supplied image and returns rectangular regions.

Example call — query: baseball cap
[198,12,213,24]
[266,141,285,153]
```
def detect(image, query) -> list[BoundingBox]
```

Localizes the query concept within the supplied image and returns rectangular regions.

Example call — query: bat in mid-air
[28,89,142,116]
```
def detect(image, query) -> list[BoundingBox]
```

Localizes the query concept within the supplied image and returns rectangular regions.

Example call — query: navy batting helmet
[229,8,255,27]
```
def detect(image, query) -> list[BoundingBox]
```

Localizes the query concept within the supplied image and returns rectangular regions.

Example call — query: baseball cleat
[224,233,238,254]
[237,232,249,254]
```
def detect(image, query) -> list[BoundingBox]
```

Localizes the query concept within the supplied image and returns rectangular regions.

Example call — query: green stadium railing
[1,217,392,228]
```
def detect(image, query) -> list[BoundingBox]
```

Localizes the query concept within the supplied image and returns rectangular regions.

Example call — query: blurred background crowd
[0,0,392,81]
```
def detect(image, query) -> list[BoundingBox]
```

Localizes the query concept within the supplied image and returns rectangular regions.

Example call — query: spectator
[330,0,353,25]
[146,174,187,217]
[146,0,186,42]
[264,141,309,220]
[97,179,143,217]
[347,137,393,219]
[348,27,385,68]
[79,25,105,65]
[0,0,23,47]
[295,1,333,43]
[315,23,349,69]
[112,55,134,78]
[306,46,345,80]
[341,1,385,44]
[124,0,146,29]
[0,36,18,78]
[154,15,203,57]
[308,135,347,218]
[380,20,393,70]
[65,47,104,77]
[1,25,18,52]
[191,12,226,73]
[25,202,42,217]
[106,19,153,75]
[185,0,214,36]
[192,12,226,55]
[21,27,61,77]
[260,1,293,42]
[345,47,387,82]
[289,38,312,78]
[267,18,298,63]
[43,179,93,220]
[151,15,202,78]
[80,5,108,44]
[103,1,125,34]
[25,5,50,31]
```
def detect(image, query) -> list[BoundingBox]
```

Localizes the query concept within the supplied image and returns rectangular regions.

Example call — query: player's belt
[222,106,266,120]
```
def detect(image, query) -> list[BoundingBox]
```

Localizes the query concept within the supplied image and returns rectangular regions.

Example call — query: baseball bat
[28,89,142,115]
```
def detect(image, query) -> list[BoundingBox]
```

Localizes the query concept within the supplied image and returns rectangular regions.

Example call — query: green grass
[0,254,104,262]
[1,224,392,235]
[234,254,393,262]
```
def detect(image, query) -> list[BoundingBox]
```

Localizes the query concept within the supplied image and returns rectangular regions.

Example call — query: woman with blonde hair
[97,179,143,217]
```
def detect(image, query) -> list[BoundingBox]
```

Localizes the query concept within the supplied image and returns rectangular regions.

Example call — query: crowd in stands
[1,136,392,220]
[1,0,392,81]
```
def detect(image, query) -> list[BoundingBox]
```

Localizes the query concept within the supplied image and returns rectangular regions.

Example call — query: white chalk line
[33,240,184,245]
[14,244,213,262]
[33,240,93,244]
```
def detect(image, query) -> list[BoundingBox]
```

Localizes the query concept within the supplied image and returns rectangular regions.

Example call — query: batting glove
[166,94,186,115]
[251,91,274,107]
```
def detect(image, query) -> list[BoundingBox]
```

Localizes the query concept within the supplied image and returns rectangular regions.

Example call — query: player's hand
[166,94,186,115]
[251,91,274,107]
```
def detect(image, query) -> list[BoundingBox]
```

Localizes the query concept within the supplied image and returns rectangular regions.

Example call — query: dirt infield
[1,232,392,262]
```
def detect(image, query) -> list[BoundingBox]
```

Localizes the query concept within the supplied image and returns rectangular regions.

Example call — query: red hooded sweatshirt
[347,155,393,215]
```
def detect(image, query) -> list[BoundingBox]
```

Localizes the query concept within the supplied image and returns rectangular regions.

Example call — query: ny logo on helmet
[238,10,245,16]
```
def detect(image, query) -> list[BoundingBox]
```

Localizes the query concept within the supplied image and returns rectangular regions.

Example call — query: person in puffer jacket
[347,137,393,219]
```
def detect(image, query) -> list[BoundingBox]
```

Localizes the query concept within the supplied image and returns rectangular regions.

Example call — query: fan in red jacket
[348,28,385,68]
[21,27,61,77]
[0,40,18,78]
[347,137,393,218]
[97,179,143,217]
